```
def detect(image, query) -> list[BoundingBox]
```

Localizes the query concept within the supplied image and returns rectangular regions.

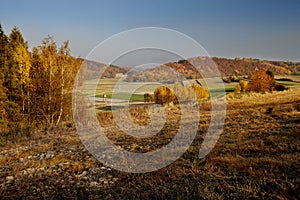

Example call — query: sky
[1,0,300,62]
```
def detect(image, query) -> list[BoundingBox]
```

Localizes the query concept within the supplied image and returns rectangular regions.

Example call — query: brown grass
[0,89,299,199]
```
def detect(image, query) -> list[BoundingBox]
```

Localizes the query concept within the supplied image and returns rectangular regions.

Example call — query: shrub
[222,77,231,83]
[247,70,275,93]
[239,80,248,92]
[173,84,195,103]
[144,93,154,103]
[154,84,209,105]
[234,84,242,93]
[234,80,248,94]
[229,75,239,82]
[274,84,288,91]
[154,86,175,105]
[191,84,209,101]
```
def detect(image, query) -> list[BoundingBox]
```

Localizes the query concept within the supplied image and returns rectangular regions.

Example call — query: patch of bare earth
[0,89,299,199]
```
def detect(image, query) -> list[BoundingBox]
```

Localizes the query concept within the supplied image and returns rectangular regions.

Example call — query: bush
[154,86,176,105]
[173,84,195,103]
[247,70,275,93]
[239,80,248,92]
[234,80,248,94]
[274,84,288,91]
[191,84,209,101]
[222,77,231,83]
[229,75,240,82]
[234,84,242,93]
[154,84,209,105]
[144,93,154,102]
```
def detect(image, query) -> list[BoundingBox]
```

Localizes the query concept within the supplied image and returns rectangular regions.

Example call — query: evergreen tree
[0,25,9,131]
[3,26,31,129]
[9,27,31,117]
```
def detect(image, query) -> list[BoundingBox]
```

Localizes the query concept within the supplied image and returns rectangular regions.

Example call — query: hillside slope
[81,59,129,79]
[1,89,299,199]
[125,57,300,82]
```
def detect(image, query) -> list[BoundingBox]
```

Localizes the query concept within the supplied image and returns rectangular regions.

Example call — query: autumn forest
[0,25,81,140]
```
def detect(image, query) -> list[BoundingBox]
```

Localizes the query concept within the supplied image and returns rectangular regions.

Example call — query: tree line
[0,25,82,139]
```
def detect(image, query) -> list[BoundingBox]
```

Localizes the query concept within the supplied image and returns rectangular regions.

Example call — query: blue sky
[1,0,300,61]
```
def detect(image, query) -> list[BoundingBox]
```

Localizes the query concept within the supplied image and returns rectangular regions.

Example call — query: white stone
[90,181,98,187]
[82,171,88,176]
[6,176,14,181]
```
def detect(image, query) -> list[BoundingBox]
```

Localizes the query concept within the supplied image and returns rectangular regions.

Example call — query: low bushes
[154,84,209,105]
[234,80,248,93]
[144,93,154,103]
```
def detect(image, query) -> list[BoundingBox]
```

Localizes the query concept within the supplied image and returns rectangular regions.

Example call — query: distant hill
[124,57,300,82]
[212,57,299,76]
[79,57,300,82]
[81,59,129,79]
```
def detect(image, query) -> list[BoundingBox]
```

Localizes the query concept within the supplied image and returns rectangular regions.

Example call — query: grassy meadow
[84,75,300,103]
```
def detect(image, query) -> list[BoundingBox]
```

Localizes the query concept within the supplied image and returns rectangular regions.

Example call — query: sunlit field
[1,88,299,199]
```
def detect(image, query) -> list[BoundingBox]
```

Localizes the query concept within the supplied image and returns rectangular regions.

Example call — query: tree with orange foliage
[247,70,275,93]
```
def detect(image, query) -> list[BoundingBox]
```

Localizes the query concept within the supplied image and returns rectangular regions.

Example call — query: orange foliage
[247,70,275,93]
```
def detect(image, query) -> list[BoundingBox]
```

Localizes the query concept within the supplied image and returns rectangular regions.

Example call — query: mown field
[0,88,299,199]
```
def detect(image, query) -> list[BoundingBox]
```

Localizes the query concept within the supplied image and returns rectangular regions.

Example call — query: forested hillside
[125,57,300,82]
[213,57,299,76]
[83,59,128,80]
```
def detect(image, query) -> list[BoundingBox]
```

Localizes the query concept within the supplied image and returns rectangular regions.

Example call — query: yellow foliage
[239,80,248,92]
[154,84,209,105]
[235,80,248,93]
[191,84,209,101]
[173,84,193,102]
[234,84,242,93]
[13,44,31,85]
[154,86,176,105]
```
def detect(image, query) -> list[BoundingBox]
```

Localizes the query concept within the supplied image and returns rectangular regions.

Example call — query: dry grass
[0,89,299,199]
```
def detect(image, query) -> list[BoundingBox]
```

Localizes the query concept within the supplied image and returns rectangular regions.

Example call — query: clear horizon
[1,0,300,62]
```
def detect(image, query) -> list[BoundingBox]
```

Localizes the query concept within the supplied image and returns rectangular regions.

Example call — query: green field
[95,93,145,102]
[84,78,235,101]
[83,76,300,103]
[86,78,168,101]
[275,75,300,87]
